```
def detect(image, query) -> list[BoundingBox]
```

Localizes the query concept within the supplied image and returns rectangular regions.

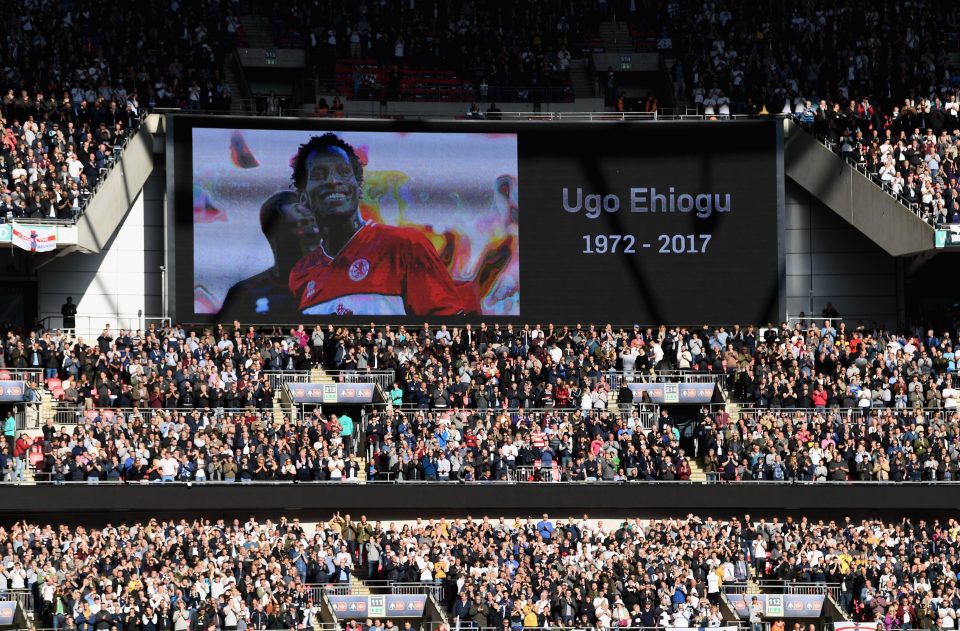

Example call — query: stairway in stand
[222,63,249,114]
[238,15,275,48]
[686,458,707,482]
[310,366,335,384]
[311,365,367,482]
[569,58,596,99]
[349,574,371,595]
[599,21,634,53]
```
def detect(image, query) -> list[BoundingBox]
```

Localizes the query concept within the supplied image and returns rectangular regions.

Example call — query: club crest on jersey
[305,280,316,298]
[349,258,370,282]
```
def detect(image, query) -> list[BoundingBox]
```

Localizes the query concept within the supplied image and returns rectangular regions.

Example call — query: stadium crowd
[0,318,956,484]
[653,1,960,227]
[324,320,957,414]
[662,1,957,120]
[291,0,598,93]
[5,0,960,224]
[697,407,960,482]
[3,513,960,630]
[0,0,232,221]
[813,103,960,227]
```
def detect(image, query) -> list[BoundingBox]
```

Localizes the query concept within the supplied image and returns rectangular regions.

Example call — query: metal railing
[303,581,444,600]
[264,370,310,391]
[622,369,728,391]
[721,580,841,601]
[720,582,751,595]
[19,475,960,486]
[813,127,936,228]
[325,370,395,393]
[0,368,43,382]
[36,313,171,339]
[733,405,960,423]
[4,588,34,613]
[16,404,40,431]
[735,407,865,423]
[368,403,657,423]
[389,582,445,601]
[307,583,353,601]
[46,404,298,426]
[781,581,842,601]
[163,108,790,123]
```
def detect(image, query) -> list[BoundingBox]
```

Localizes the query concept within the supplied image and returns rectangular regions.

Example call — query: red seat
[28,441,44,467]
[0,371,10,380]
[47,378,62,390]
[52,387,65,401]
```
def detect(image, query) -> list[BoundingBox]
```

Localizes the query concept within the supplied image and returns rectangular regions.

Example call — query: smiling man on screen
[287,133,467,316]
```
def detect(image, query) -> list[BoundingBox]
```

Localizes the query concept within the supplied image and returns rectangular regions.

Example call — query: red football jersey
[288,222,466,316]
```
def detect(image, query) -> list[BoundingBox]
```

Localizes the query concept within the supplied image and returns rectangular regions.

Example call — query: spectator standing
[749,596,763,631]
[340,413,354,455]
[61,297,77,330]
[13,432,28,482]
[3,410,14,453]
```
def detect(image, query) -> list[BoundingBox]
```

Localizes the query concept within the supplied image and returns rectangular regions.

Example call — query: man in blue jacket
[536,514,554,540]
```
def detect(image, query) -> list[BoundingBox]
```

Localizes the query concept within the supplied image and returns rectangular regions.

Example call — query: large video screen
[190,128,518,318]
[171,117,782,324]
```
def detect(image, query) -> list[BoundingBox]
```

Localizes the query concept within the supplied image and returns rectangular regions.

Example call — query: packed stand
[724,319,957,412]
[324,320,957,415]
[660,1,957,120]
[6,513,958,630]
[282,0,599,101]
[331,319,960,483]
[364,406,698,482]
[5,317,958,484]
[14,406,364,484]
[696,406,960,482]
[6,322,317,404]
[6,514,366,631]
[654,1,960,226]
[1,323,362,483]
[810,101,960,227]
[0,0,235,221]
[440,513,960,626]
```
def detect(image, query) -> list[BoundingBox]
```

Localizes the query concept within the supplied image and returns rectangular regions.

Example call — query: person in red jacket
[13,432,30,482]
[287,133,468,316]
[811,383,829,408]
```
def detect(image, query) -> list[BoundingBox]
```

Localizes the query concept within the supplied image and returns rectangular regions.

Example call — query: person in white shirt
[706,569,721,601]
[944,383,958,409]
[717,92,731,117]
[7,562,26,589]
[159,452,180,482]
[437,453,451,480]
[328,456,345,479]
[620,346,638,379]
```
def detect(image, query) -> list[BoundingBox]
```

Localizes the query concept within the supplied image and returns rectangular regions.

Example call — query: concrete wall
[3,481,960,523]
[76,121,155,253]
[783,119,933,256]
[37,171,165,337]
[784,179,898,326]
